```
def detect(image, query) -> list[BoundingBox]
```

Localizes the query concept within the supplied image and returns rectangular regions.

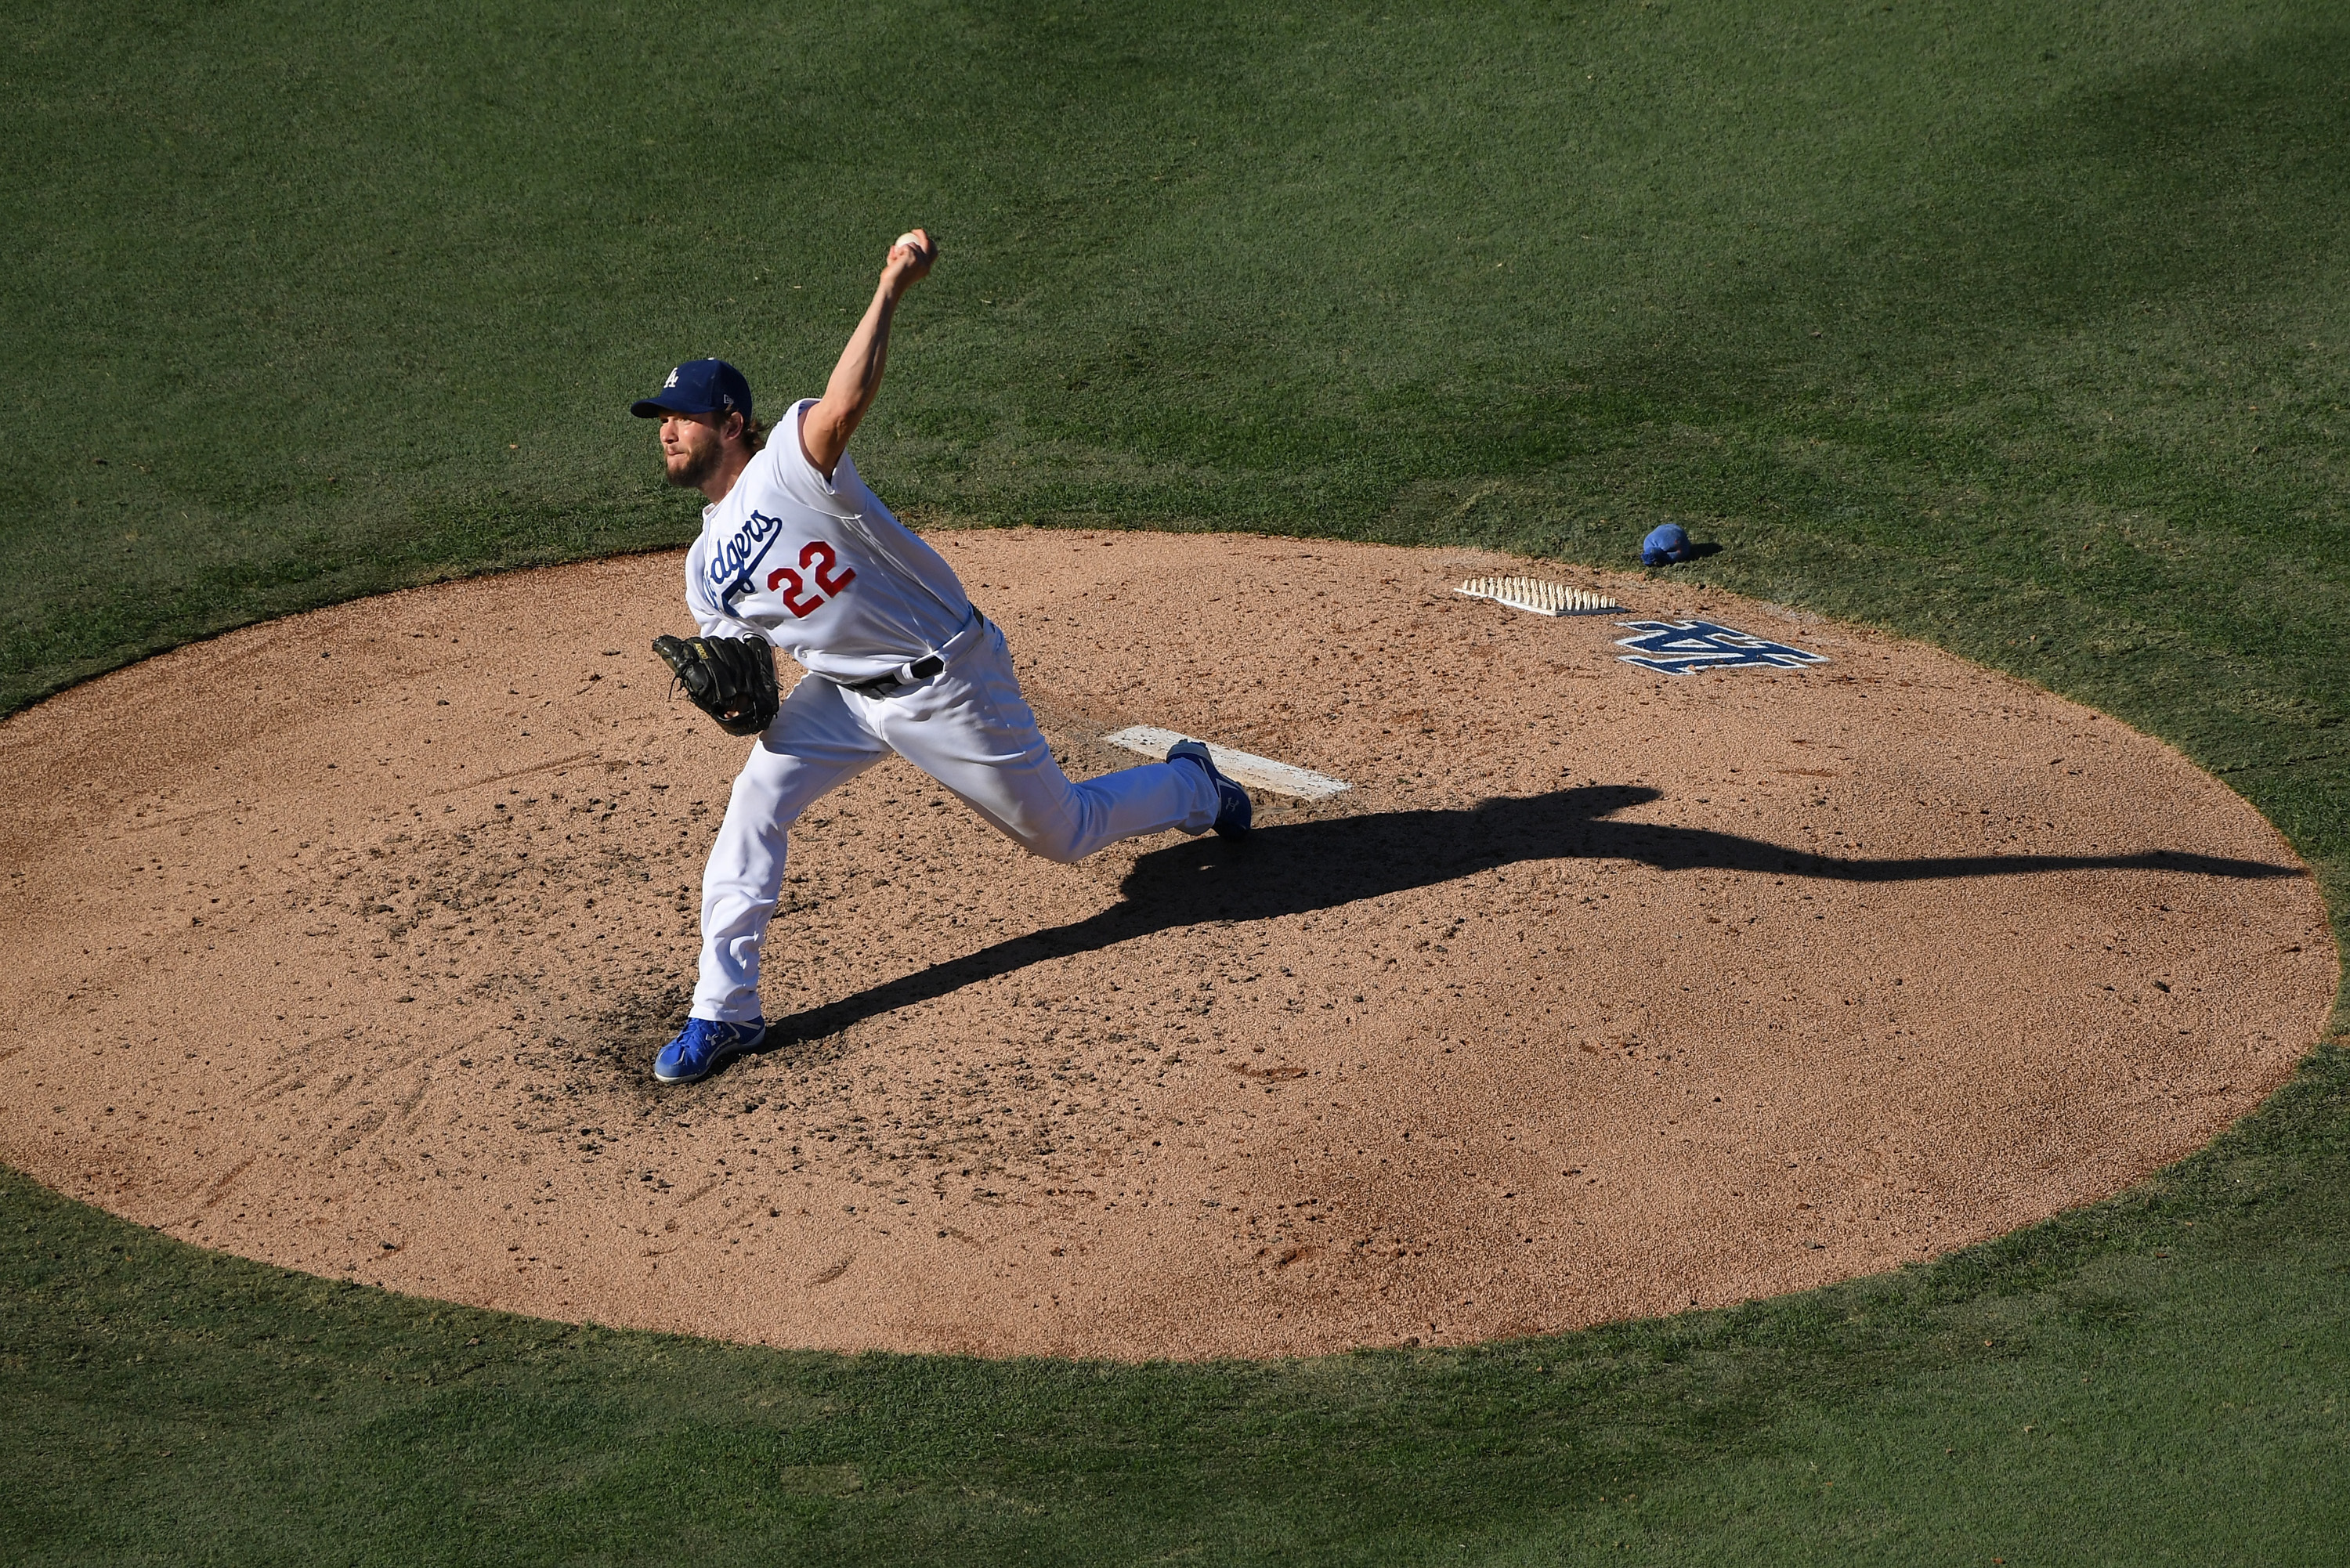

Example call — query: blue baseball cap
[1641,522,1693,567]
[631,358,754,423]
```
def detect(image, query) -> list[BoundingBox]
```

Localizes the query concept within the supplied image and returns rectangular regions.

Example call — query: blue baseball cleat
[654,1017,766,1085]
[1167,739,1252,837]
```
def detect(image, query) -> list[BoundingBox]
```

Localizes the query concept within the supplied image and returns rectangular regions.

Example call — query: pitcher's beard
[666,446,721,489]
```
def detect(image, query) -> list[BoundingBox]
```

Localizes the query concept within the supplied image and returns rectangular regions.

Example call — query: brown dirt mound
[0,533,2333,1359]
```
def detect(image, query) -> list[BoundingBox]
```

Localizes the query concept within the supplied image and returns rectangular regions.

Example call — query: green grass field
[5,0,2346,1559]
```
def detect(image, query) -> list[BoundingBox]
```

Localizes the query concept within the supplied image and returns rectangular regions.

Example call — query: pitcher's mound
[0,533,2333,1358]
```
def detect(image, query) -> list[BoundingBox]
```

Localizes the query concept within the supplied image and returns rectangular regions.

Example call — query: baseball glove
[652,634,780,736]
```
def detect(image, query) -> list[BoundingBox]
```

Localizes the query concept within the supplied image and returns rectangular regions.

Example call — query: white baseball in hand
[895,230,927,258]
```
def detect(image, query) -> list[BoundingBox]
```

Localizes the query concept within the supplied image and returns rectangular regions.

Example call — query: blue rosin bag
[1642,522,1693,566]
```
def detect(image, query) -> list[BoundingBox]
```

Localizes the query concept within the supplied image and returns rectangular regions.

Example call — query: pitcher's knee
[1009,818,1091,865]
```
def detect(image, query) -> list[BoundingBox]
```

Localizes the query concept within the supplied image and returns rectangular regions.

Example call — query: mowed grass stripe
[3,0,2345,1561]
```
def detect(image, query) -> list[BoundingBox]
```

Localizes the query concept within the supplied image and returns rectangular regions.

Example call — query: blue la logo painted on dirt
[1613,620,1828,676]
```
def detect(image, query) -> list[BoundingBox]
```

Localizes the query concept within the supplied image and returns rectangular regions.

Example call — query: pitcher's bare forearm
[801,230,933,479]
[799,283,897,478]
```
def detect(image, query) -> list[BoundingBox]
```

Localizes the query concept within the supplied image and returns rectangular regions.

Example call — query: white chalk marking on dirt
[1101,727,1352,800]
[1455,575,1622,616]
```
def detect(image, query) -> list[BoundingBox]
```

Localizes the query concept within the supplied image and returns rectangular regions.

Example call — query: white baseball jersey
[685,398,972,685]
[674,396,1223,1027]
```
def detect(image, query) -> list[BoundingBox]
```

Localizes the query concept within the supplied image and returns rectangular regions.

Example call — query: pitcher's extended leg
[692,674,886,1023]
[862,621,1221,862]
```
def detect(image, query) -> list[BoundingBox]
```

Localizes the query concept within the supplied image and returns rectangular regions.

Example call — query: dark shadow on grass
[1752,30,2350,369]
[1444,29,2350,482]
[755,783,2296,1054]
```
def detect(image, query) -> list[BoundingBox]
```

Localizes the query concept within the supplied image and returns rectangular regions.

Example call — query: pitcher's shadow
[748,783,2295,1054]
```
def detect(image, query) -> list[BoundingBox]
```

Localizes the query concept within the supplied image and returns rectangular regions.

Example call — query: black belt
[834,611,986,697]
[840,654,944,697]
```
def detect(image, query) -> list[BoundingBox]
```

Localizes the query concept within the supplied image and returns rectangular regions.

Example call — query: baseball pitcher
[636,228,1250,1085]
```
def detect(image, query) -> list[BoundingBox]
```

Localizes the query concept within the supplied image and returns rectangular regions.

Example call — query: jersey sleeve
[776,398,848,504]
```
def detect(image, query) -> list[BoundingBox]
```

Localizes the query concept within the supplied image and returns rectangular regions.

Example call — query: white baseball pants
[689,618,1220,1023]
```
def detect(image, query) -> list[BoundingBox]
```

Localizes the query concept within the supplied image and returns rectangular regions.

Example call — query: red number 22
[766,540,855,619]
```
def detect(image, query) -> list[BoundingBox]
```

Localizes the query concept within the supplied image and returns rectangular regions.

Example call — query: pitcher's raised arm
[799,228,935,482]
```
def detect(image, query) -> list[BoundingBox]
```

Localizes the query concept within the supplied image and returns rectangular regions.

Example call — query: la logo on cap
[663,367,681,388]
